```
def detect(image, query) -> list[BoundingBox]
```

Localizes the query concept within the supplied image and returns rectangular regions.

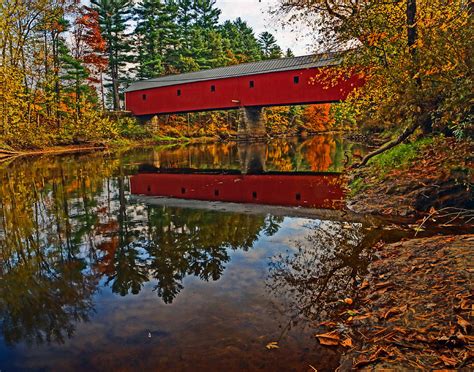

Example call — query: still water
[0,135,385,371]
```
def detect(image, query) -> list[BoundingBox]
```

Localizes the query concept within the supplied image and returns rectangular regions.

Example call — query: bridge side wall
[125,67,363,116]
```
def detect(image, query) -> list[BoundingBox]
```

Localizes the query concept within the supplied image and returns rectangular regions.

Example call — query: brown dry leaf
[459,299,470,310]
[315,331,340,346]
[439,355,457,367]
[265,341,279,350]
[383,304,407,319]
[340,337,353,348]
[456,315,470,333]
[360,280,369,290]
[353,356,378,369]
[351,314,371,321]
[375,281,393,289]
[318,321,337,327]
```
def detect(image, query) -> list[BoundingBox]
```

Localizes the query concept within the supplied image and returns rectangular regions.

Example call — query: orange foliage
[303,136,336,172]
[302,104,334,132]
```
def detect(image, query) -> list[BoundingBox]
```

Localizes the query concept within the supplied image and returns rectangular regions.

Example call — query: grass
[367,136,434,178]
[348,177,367,197]
[349,136,435,197]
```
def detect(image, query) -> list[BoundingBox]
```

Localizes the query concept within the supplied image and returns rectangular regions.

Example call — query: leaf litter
[313,234,473,370]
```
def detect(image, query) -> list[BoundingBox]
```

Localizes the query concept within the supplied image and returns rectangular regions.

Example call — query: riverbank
[320,135,473,370]
[317,234,473,370]
[0,135,220,161]
[347,136,472,217]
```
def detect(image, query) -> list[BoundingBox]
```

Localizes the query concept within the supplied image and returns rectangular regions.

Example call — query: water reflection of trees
[150,135,365,173]
[267,222,381,323]
[0,155,282,345]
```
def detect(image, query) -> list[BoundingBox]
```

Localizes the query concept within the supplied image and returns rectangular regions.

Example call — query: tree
[285,48,294,57]
[219,18,262,63]
[192,0,221,29]
[74,6,108,109]
[91,0,133,110]
[258,31,283,59]
[134,0,179,78]
[278,0,473,163]
[58,40,90,120]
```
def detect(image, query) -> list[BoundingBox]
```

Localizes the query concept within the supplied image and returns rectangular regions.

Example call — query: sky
[215,0,314,56]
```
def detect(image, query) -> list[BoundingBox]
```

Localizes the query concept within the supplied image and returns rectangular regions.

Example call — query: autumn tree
[278,0,473,164]
[73,6,108,108]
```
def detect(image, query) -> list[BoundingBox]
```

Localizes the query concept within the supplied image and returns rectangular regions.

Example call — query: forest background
[0,0,342,150]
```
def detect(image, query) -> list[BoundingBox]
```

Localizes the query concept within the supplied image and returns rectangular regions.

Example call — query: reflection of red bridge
[130,171,345,209]
[125,54,363,137]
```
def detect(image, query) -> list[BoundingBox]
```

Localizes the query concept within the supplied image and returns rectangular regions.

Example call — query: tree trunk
[353,120,420,168]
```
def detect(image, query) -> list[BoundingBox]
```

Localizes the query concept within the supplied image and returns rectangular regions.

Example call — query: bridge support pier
[238,143,266,174]
[238,107,266,139]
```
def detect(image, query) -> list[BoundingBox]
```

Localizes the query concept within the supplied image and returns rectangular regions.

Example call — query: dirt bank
[347,137,473,217]
[314,234,473,370]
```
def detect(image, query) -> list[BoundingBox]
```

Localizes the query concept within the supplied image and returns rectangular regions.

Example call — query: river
[0,135,398,371]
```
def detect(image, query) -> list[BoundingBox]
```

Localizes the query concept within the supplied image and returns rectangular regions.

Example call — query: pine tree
[285,48,294,57]
[258,32,282,60]
[192,0,221,29]
[91,0,133,110]
[58,40,90,120]
[176,0,194,52]
[134,0,179,78]
[219,18,261,63]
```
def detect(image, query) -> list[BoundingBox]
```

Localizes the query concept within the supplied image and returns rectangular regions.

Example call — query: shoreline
[0,130,355,160]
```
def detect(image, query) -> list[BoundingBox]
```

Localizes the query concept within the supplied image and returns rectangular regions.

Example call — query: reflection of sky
[1,215,335,371]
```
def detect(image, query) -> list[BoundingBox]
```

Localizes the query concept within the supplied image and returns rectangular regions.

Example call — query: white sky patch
[215,0,314,56]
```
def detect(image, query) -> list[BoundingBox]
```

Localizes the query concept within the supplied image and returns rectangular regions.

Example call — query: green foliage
[258,31,283,60]
[330,103,357,130]
[117,117,150,139]
[91,0,133,110]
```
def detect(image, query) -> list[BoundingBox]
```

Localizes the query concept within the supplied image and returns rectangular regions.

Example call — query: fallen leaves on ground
[265,341,279,350]
[315,234,474,370]
[315,331,340,346]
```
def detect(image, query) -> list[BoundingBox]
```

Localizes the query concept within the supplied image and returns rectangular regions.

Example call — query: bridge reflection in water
[131,141,347,209]
[131,169,344,209]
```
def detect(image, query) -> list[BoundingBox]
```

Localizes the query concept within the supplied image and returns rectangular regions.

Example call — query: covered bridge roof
[125,53,340,93]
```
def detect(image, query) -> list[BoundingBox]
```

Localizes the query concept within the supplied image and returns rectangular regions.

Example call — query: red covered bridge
[125,53,362,136]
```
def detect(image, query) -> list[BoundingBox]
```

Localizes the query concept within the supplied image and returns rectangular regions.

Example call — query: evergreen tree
[285,48,294,57]
[176,0,194,52]
[91,0,133,110]
[134,0,179,78]
[219,18,261,63]
[192,0,221,29]
[258,31,282,60]
[59,40,90,119]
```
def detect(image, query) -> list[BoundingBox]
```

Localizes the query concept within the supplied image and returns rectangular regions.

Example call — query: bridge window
[210,85,215,92]
[252,191,257,199]
[142,94,147,100]
[177,89,181,96]
[249,80,254,88]
[293,76,300,84]
[296,192,301,201]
